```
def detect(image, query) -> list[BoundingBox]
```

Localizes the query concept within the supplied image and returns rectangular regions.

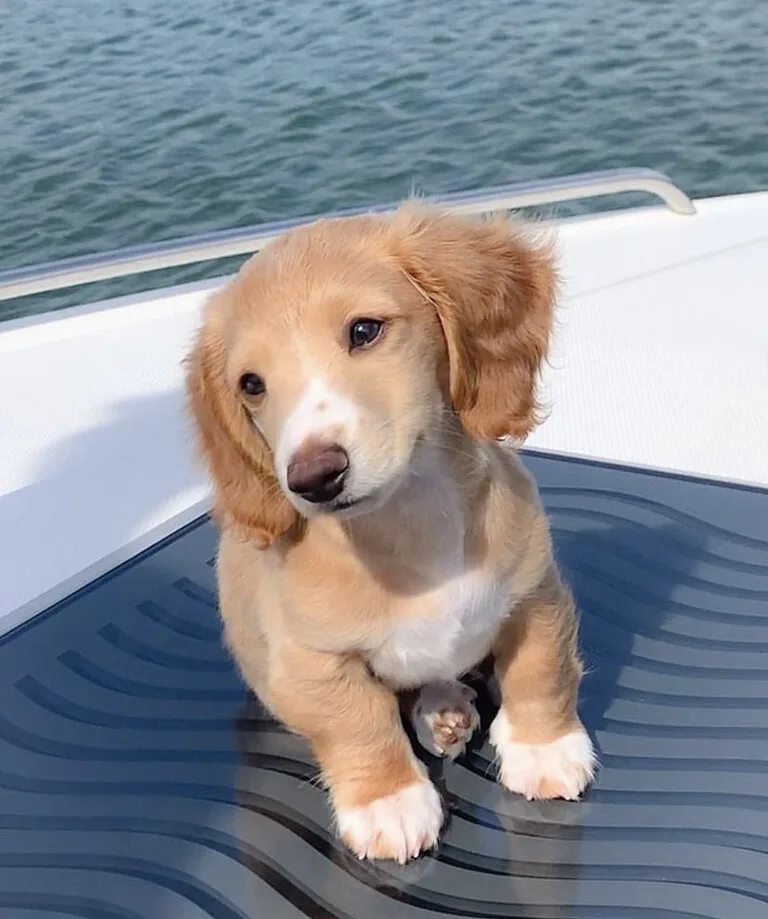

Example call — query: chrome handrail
[0,168,694,303]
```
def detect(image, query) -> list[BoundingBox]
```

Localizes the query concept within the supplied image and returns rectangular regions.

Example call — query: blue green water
[2,0,767,319]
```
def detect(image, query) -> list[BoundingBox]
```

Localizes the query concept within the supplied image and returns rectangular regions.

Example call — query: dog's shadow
[555,516,706,738]
[231,514,706,916]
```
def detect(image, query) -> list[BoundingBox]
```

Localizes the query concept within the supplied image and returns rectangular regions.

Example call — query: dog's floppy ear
[184,294,298,548]
[392,204,557,440]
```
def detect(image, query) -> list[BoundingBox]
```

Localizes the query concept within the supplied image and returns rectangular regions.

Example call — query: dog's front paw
[490,709,596,801]
[336,780,443,863]
[409,680,480,759]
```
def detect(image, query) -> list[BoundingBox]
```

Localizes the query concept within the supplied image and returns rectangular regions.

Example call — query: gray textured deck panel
[1,451,768,919]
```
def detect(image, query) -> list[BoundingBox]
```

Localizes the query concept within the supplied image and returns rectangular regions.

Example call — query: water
[2,0,767,320]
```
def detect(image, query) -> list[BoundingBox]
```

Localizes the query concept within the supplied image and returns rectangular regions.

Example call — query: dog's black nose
[286,442,349,503]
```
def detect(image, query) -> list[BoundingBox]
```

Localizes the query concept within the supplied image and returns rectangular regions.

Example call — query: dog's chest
[368,569,510,689]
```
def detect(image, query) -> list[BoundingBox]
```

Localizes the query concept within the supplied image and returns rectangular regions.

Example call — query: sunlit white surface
[1,191,767,633]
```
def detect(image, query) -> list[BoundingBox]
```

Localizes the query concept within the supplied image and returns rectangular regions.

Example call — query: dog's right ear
[184,294,298,548]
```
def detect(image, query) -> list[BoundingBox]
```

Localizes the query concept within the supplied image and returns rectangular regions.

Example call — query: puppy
[185,204,596,864]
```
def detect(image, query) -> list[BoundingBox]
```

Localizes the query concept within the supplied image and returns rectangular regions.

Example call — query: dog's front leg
[270,643,443,862]
[490,570,597,800]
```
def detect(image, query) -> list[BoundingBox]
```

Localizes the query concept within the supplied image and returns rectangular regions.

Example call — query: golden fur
[185,204,595,863]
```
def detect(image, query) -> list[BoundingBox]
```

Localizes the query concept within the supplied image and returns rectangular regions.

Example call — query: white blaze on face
[275,375,360,483]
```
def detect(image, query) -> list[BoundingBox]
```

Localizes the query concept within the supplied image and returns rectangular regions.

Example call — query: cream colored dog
[185,204,596,864]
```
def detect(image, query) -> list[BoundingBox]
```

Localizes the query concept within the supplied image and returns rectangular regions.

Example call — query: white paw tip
[336,781,443,863]
[490,710,597,801]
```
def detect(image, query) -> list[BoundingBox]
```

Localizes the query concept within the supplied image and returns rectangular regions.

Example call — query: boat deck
[3,451,767,919]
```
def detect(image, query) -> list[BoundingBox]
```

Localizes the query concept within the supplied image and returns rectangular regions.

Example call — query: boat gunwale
[0,167,695,304]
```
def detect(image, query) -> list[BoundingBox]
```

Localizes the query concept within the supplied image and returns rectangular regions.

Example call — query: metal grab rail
[0,168,695,303]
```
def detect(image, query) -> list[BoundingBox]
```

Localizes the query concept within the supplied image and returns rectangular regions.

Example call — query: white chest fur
[368,568,511,689]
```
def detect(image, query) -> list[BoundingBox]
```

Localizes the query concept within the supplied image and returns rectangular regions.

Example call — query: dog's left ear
[391,204,557,440]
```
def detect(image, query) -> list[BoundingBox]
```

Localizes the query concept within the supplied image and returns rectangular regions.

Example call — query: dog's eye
[349,318,384,350]
[239,372,266,397]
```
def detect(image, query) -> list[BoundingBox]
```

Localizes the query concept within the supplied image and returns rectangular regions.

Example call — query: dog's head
[185,204,557,547]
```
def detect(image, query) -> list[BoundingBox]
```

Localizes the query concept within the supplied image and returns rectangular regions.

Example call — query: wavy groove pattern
[1,452,767,918]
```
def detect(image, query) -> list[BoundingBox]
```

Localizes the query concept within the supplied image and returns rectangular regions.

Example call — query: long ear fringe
[390,204,558,441]
[184,294,298,548]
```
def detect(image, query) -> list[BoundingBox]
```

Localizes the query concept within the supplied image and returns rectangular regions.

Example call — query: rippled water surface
[2,0,767,318]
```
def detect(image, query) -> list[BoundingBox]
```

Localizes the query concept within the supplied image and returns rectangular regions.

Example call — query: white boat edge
[2,171,767,636]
